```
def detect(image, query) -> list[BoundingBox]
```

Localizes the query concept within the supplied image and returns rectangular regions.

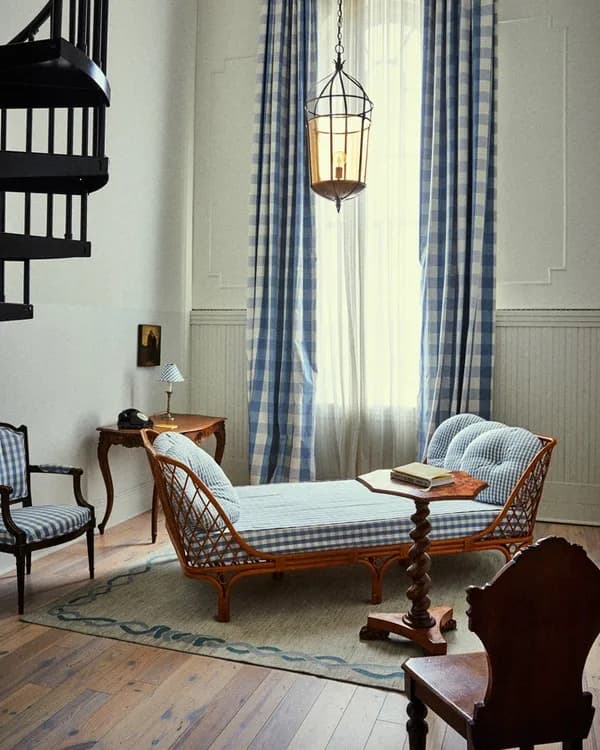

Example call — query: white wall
[189,0,260,484]
[0,0,198,573]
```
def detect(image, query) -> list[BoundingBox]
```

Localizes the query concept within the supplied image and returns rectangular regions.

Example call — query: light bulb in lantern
[334,150,347,180]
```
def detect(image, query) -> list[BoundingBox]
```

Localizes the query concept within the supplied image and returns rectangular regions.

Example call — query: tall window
[314,0,423,478]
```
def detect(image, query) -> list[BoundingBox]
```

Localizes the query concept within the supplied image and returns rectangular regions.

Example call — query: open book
[390,461,455,489]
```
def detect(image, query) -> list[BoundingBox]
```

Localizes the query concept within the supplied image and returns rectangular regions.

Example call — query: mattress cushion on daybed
[190,480,500,562]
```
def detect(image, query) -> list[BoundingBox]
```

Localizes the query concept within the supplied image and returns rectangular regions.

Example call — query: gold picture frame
[137,324,161,367]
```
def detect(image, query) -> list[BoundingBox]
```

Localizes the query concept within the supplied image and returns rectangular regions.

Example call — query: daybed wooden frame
[141,429,556,622]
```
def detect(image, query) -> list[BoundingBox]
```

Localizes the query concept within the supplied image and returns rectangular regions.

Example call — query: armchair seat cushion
[0,505,92,545]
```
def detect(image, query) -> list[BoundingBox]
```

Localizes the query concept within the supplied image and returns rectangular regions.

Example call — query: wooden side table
[357,469,487,656]
[96,414,226,542]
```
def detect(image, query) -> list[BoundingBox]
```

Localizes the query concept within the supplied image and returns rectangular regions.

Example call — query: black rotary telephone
[117,408,154,429]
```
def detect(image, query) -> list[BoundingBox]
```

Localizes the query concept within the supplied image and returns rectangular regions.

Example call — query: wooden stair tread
[0,151,109,194]
[0,38,110,108]
[0,232,91,260]
[0,302,34,321]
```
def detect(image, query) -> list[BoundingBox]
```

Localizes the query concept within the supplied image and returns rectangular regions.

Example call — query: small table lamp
[158,363,184,422]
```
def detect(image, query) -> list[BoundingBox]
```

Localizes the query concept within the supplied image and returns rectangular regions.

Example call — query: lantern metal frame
[305,0,373,212]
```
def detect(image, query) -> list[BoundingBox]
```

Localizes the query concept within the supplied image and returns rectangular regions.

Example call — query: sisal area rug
[22,549,505,691]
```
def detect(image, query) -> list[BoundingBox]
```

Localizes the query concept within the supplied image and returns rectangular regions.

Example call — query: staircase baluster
[51,0,63,39]
[77,0,88,52]
[97,108,106,160]
[24,109,33,304]
[92,108,98,158]
[80,194,88,242]
[47,109,55,237]
[86,0,92,55]
[69,0,77,42]
[92,0,101,65]
[82,109,89,156]
[65,108,74,240]
[100,0,109,72]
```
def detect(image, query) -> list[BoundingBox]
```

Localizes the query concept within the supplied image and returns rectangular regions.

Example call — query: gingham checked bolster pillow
[458,427,542,506]
[0,505,91,545]
[442,420,506,471]
[426,413,485,467]
[0,427,28,500]
[154,432,240,528]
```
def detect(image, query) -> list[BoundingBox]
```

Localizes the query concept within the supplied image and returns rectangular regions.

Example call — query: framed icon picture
[137,324,161,367]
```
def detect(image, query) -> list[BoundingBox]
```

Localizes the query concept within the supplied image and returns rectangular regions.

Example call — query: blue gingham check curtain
[417,0,497,456]
[247,0,317,484]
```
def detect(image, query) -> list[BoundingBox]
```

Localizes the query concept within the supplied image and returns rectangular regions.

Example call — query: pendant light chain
[335,0,344,56]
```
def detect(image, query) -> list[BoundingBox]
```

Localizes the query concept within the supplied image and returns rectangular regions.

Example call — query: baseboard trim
[538,481,600,526]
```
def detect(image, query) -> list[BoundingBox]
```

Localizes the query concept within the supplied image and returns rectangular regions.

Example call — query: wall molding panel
[192,53,255,310]
[496,0,600,310]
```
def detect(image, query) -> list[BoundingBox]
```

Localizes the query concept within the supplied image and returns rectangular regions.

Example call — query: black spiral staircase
[0,0,110,321]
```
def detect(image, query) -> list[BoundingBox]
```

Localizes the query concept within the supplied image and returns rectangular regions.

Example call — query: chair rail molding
[190,308,245,326]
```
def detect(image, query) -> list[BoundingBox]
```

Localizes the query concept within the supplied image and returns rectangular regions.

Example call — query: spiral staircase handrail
[9,1,54,44]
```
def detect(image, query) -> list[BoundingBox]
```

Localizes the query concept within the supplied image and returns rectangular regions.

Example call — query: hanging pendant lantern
[305,0,373,212]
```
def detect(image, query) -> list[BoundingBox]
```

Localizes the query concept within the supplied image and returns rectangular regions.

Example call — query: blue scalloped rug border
[23,552,407,691]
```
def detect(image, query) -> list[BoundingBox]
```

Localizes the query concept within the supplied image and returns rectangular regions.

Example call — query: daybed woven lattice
[141,418,556,622]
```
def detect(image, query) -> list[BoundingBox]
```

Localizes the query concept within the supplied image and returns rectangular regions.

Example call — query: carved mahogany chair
[0,422,95,613]
[402,536,600,749]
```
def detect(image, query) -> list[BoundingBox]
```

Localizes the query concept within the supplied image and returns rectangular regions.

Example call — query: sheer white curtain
[314,0,423,479]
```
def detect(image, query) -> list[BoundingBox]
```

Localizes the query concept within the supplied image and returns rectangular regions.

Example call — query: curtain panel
[418,0,497,456]
[247,0,318,484]
[314,0,423,479]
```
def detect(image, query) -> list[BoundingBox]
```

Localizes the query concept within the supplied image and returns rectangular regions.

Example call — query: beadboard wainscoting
[190,309,249,485]
[190,309,599,525]
[494,310,600,525]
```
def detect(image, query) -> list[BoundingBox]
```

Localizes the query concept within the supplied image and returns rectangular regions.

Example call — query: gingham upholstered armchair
[0,421,95,613]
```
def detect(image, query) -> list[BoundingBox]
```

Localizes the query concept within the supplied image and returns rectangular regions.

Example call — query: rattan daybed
[141,415,556,622]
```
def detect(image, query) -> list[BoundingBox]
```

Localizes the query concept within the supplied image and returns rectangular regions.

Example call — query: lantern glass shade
[306,113,370,204]
[305,65,373,211]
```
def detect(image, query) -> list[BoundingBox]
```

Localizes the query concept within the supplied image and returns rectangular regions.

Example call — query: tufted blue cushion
[443,420,506,471]
[426,413,485,467]
[459,427,542,506]
[154,432,240,527]
[0,426,28,500]
[0,505,91,545]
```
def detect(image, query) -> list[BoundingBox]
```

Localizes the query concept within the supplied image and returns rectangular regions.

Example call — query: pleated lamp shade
[158,363,184,384]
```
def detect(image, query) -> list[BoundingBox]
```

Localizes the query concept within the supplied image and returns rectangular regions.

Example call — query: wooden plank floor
[0,514,598,749]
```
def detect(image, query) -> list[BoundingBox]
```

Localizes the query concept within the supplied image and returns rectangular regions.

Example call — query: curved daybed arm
[469,434,557,545]
[141,429,274,568]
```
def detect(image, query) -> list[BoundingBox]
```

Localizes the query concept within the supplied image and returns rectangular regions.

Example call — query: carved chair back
[466,536,600,748]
